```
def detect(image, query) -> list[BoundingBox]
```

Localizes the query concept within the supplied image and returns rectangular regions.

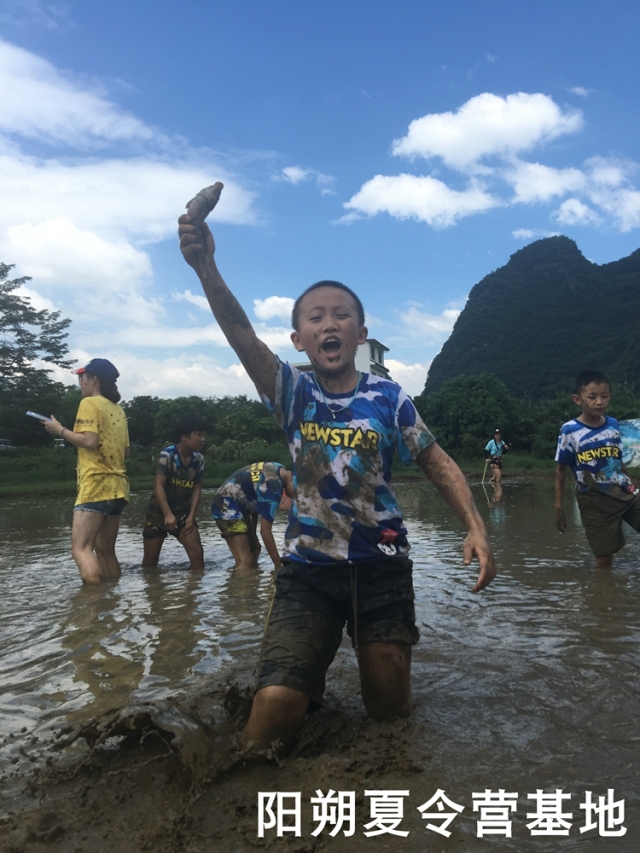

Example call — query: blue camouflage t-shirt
[261,359,435,565]
[555,416,634,494]
[211,461,286,523]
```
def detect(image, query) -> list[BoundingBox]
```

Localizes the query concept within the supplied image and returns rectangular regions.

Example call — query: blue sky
[1,0,639,399]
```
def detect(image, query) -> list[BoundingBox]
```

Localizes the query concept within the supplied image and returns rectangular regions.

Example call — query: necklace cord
[313,372,361,419]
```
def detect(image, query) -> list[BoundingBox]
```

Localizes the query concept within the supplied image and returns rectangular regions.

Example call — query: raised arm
[416,442,496,592]
[178,215,277,401]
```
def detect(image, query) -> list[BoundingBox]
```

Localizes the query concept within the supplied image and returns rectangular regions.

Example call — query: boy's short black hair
[172,413,207,444]
[291,280,365,330]
[573,370,611,395]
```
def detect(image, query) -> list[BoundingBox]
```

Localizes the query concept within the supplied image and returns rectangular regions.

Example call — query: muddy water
[1,479,640,850]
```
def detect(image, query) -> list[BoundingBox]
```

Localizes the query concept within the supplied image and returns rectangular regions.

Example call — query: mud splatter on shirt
[74,396,129,504]
[556,416,635,494]
[262,360,435,564]
[211,461,286,523]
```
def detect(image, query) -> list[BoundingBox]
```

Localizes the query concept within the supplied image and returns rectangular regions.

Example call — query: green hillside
[423,237,640,399]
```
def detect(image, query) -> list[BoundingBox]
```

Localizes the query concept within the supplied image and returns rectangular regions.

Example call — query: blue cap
[73,358,119,381]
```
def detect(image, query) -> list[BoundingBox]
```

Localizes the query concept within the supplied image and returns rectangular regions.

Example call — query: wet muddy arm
[154,473,176,531]
[416,443,496,592]
[260,518,282,569]
[555,463,568,533]
[178,215,277,401]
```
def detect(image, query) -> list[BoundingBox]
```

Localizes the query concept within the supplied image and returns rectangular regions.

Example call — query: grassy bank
[390,450,557,481]
[1,446,558,498]
[4,445,637,499]
[0,444,292,498]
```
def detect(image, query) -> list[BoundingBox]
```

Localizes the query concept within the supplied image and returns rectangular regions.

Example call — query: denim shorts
[73,498,127,517]
[257,556,419,707]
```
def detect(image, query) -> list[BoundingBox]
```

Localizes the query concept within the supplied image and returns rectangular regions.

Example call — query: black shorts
[257,557,419,707]
[490,456,503,469]
[142,514,196,540]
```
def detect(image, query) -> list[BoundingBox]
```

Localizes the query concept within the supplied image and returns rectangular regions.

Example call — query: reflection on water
[1,480,640,844]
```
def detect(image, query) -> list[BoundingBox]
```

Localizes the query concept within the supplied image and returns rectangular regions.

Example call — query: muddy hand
[184,181,224,275]
[178,215,216,277]
[463,528,497,593]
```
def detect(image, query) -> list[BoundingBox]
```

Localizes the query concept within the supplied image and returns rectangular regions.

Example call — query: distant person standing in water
[555,370,640,569]
[142,414,206,572]
[42,358,129,584]
[485,429,509,484]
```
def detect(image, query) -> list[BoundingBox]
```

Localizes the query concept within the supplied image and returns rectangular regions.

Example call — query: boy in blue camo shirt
[555,370,640,568]
[179,210,496,749]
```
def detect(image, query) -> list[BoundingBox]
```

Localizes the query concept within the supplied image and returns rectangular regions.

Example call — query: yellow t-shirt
[74,395,130,505]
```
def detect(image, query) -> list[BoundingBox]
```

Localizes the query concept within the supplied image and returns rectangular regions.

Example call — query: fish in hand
[185,182,224,228]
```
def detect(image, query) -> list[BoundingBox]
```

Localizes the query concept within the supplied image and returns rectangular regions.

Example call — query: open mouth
[322,337,341,355]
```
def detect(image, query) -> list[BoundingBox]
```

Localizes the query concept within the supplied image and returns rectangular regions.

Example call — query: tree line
[414,373,640,460]
[3,263,638,463]
[0,262,287,458]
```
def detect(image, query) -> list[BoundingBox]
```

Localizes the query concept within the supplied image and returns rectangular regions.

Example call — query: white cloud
[396,305,461,342]
[0,154,257,245]
[384,359,430,397]
[344,93,640,234]
[512,228,559,240]
[253,295,294,322]
[253,324,298,350]
[279,166,312,185]
[391,92,583,170]
[568,87,591,97]
[15,284,60,312]
[276,165,336,195]
[505,160,585,203]
[551,198,602,227]
[0,39,153,147]
[5,217,152,288]
[342,174,499,227]
[588,186,640,232]
[0,39,260,321]
[173,289,210,312]
[586,156,631,187]
[111,322,228,350]
[583,157,640,231]
[47,350,260,400]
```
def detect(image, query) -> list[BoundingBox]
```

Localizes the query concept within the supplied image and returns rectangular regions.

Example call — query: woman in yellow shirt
[44,358,129,584]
